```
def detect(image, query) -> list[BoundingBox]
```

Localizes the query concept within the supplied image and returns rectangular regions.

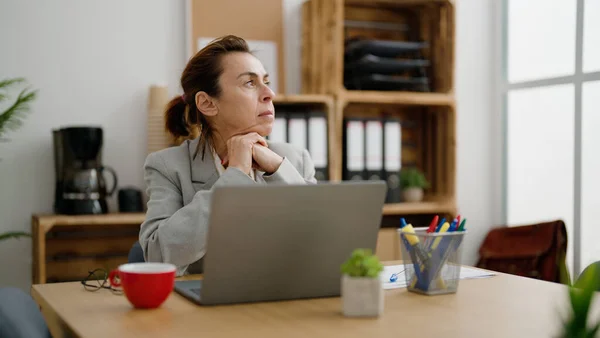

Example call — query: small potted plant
[340,248,384,317]
[400,168,430,202]
[558,264,600,337]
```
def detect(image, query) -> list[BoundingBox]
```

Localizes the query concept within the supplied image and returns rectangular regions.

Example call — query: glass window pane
[583,0,600,73]
[508,0,576,83]
[507,84,575,273]
[581,81,600,272]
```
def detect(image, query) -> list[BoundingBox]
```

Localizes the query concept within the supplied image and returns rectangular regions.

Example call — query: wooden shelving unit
[301,0,456,260]
[32,213,145,284]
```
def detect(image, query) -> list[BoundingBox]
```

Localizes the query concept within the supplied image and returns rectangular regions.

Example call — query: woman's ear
[195,91,218,117]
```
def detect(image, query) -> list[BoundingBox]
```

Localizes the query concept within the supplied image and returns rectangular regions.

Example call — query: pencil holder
[397,228,467,295]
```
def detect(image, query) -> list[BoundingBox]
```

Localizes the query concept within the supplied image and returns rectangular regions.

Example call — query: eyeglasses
[81,268,123,295]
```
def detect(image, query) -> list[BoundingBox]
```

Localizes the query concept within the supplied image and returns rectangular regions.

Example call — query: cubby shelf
[339,90,455,107]
[382,199,455,216]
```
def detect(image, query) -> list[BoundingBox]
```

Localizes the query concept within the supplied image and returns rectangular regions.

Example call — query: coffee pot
[53,126,118,215]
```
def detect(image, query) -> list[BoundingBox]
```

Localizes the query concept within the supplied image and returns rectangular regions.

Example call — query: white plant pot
[402,187,424,202]
[341,275,384,317]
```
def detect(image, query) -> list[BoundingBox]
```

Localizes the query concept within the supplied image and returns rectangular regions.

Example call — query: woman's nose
[260,84,275,102]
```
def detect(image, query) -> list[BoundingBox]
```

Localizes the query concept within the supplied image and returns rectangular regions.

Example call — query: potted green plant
[559,264,600,337]
[0,77,37,241]
[340,248,384,317]
[400,168,430,202]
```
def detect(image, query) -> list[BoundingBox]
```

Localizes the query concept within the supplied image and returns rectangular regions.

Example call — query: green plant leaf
[0,231,31,242]
[400,167,430,189]
[0,86,37,138]
[561,264,600,337]
[340,248,383,278]
[0,78,26,102]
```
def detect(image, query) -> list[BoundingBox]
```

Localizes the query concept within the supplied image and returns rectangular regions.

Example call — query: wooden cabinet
[31,213,144,284]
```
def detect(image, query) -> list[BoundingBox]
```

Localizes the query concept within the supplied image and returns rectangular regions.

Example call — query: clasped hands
[221,132,283,176]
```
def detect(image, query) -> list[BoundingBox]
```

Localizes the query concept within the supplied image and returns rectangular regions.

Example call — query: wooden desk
[30,262,593,338]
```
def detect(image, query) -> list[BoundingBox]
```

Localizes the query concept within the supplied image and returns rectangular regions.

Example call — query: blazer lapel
[188,138,219,191]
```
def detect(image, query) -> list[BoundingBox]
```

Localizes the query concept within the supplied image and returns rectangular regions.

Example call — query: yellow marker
[431,222,450,250]
[401,224,420,245]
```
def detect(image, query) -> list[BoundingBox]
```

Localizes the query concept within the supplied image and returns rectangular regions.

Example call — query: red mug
[109,262,176,309]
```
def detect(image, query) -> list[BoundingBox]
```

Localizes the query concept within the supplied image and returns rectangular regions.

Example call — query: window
[501,0,600,277]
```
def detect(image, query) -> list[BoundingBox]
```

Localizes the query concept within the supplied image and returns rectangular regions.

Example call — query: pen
[458,218,467,231]
[448,219,458,232]
[435,217,446,232]
[426,215,439,233]
[398,221,424,284]
[430,222,450,250]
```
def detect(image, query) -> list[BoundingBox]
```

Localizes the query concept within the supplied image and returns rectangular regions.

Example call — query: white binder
[346,120,365,181]
[268,115,287,143]
[308,114,328,181]
[384,119,402,202]
[288,116,307,150]
[365,120,383,181]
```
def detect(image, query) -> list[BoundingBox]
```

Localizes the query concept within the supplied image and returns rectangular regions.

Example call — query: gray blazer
[139,137,317,276]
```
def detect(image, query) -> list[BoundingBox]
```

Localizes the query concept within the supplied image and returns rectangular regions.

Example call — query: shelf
[340,90,455,107]
[345,0,451,8]
[33,213,146,233]
[274,94,334,105]
[382,199,455,216]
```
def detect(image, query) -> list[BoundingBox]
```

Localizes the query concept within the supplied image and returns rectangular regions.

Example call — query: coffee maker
[53,127,118,215]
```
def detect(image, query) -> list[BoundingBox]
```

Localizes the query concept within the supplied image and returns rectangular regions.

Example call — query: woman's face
[211,52,275,139]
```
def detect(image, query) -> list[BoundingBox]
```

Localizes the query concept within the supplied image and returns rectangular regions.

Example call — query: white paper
[197,37,279,93]
[380,265,496,290]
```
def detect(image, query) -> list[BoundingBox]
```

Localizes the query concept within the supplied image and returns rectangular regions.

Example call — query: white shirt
[212,148,257,181]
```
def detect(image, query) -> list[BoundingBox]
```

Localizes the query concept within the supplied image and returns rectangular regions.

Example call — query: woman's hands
[252,143,283,174]
[223,132,283,175]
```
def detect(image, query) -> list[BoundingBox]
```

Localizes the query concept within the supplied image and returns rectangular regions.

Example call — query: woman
[139,35,317,276]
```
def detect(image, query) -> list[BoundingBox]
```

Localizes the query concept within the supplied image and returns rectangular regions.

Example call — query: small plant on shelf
[340,248,384,317]
[400,167,430,202]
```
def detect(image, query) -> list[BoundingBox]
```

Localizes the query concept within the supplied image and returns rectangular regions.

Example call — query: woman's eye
[246,80,255,87]
[264,81,271,86]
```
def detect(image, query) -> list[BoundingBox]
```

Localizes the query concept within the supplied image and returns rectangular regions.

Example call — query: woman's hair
[164,35,251,158]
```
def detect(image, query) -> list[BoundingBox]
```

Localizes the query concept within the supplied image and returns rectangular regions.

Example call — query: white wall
[0,0,500,291]
[454,0,503,265]
[0,0,186,290]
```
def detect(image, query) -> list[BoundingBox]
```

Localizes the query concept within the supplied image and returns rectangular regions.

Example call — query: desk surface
[30,262,592,338]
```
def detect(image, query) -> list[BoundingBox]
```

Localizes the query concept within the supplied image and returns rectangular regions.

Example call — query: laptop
[174,181,387,306]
